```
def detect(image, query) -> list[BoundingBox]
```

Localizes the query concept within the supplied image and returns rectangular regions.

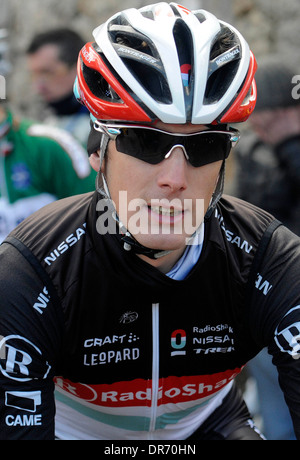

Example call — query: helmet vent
[107,19,172,104]
[173,19,193,119]
[173,19,193,70]
[193,11,207,23]
[122,59,172,104]
[139,10,155,20]
[210,26,238,60]
[205,27,241,104]
[81,61,122,102]
[205,61,238,104]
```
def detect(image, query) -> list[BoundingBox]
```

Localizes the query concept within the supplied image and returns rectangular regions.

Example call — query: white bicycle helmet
[75,2,257,125]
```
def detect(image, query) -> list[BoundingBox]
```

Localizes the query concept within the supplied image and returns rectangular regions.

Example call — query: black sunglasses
[95,123,240,167]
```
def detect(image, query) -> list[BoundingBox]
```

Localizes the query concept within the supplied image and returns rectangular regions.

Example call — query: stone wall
[1,0,299,118]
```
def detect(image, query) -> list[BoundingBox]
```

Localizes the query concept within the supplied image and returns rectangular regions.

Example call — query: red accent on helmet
[176,4,192,15]
[77,42,152,122]
[220,51,257,123]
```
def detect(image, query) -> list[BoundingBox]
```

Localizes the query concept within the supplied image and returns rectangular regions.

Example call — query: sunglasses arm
[94,121,121,140]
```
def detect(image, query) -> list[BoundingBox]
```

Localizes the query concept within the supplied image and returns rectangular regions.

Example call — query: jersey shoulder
[209,195,279,276]
[217,194,277,237]
[10,192,94,257]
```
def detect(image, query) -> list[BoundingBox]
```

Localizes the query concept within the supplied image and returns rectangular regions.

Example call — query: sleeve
[0,242,62,440]
[248,225,300,439]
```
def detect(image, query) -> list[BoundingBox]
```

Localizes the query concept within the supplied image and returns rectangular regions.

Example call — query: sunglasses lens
[187,133,231,167]
[115,128,232,166]
[116,128,168,164]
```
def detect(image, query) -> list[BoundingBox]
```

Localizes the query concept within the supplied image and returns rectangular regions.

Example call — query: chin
[133,233,189,252]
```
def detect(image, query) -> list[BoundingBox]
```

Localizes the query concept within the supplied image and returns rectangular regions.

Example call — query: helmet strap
[204,160,225,221]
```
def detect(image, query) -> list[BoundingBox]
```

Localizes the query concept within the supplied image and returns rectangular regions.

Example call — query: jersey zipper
[149,302,159,437]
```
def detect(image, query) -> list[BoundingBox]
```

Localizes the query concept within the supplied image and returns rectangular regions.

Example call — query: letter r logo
[0,335,50,381]
[5,345,32,375]
[275,306,300,360]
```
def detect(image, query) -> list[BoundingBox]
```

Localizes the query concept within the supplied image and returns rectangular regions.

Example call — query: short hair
[27,28,85,67]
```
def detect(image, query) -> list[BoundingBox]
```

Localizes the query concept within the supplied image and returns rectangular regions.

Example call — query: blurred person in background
[234,57,300,440]
[26,28,91,147]
[235,57,300,234]
[0,28,96,242]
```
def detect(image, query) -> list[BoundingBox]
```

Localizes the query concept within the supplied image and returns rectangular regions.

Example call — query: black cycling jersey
[0,191,300,440]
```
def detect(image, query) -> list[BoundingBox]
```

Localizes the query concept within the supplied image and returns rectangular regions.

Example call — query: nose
[156,146,188,192]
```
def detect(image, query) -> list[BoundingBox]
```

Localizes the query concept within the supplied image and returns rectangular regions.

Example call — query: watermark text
[292,75,300,100]
[96,191,204,243]
[0,75,6,100]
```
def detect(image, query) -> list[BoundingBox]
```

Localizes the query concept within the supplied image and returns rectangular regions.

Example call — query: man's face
[249,106,300,145]
[90,122,223,255]
[27,44,77,103]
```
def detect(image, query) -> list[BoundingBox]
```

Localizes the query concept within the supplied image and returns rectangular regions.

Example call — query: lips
[149,205,183,217]
[147,203,186,229]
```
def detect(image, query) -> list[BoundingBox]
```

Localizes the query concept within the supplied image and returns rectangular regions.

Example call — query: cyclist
[1,3,300,440]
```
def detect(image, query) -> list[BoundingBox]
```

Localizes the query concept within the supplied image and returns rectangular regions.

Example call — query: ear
[89,151,101,172]
[89,151,106,173]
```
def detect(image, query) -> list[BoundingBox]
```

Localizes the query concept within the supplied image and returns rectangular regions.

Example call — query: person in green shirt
[0,105,96,242]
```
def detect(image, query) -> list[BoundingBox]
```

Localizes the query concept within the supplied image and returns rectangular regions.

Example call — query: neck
[48,92,87,116]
